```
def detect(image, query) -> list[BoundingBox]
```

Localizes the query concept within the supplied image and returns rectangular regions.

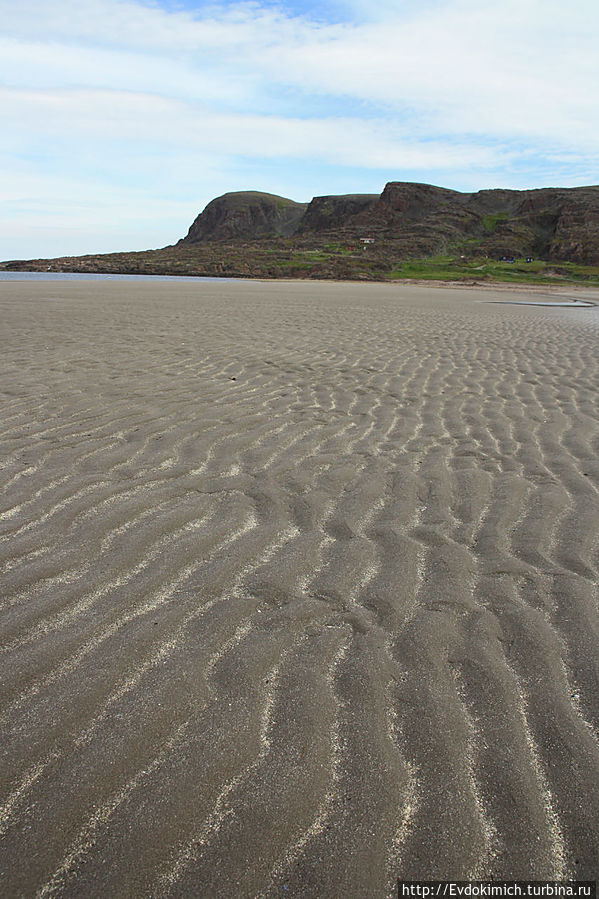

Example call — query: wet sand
[1,279,599,897]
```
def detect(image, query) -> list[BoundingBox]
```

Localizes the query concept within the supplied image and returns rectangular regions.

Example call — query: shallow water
[0,270,248,283]
[488,298,595,307]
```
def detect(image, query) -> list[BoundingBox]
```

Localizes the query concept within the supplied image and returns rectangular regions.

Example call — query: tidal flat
[1,279,599,896]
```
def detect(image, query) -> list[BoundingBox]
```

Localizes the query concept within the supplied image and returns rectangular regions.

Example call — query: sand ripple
[1,280,599,896]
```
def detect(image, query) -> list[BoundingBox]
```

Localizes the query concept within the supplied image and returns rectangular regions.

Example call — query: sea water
[0,271,250,283]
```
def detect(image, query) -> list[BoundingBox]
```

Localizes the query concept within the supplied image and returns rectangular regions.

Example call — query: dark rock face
[353,182,482,255]
[178,182,599,264]
[350,182,599,262]
[297,194,379,234]
[181,191,308,243]
[547,192,599,263]
[370,182,465,225]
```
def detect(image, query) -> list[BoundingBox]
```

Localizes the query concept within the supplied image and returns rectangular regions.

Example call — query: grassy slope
[388,256,599,285]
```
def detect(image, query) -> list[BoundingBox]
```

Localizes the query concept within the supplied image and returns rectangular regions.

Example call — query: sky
[1,0,598,258]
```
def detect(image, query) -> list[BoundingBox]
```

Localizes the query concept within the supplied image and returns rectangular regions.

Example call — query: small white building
[360,237,375,245]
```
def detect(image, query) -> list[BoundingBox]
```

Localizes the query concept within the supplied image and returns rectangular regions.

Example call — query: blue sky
[1,0,598,258]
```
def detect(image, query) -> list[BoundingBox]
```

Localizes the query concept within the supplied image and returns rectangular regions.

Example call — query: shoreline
[2,268,599,300]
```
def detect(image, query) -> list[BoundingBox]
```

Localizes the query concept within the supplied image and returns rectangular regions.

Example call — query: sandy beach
[1,278,599,897]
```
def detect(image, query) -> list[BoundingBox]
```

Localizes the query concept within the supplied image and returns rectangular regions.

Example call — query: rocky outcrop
[546,191,599,263]
[176,183,599,263]
[367,182,466,227]
[351,182,482,255]
[181,191,308,243]
[296,194,378,234]
[5,183,599,277]
[352,183,599,262]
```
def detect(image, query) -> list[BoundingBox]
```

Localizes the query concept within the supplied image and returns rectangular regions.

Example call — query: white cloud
[2,0,597,144]
[0,86,513,171]
[0,37,251,105]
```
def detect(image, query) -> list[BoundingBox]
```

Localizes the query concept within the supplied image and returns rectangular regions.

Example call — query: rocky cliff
[179,182,599,263]
[4,182,599,280]
[353,182,599,262]
[181,191,308,243]
[296,194,379,234]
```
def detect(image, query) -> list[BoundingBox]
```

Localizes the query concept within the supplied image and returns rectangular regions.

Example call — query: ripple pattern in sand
[1,280,599,896]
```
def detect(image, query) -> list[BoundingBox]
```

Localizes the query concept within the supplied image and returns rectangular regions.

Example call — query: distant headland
[3,182,599,284]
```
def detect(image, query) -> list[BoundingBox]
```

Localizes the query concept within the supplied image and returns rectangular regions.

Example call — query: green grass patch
[482,212,509,233]
[388,256,599,285]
